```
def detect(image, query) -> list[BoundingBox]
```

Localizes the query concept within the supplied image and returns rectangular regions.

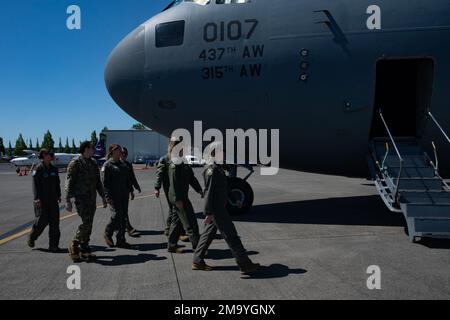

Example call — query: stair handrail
[427,111,450,172]
[378,110,404,201]
[428,111,450,144]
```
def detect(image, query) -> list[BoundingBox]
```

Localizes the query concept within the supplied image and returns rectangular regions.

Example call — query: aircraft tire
[226,177,254,215]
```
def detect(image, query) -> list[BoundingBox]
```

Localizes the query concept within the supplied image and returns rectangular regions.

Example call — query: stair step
[394,178,444,191]
[400,191,450,205]
[401,203,450,219]
[387,167,435,179]
[385,155,429,168]
[410,217,450,234]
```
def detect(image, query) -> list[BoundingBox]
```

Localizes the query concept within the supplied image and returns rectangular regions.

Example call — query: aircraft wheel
[227,177,254,215]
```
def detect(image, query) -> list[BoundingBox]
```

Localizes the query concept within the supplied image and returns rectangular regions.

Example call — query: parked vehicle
[185,155,205,167]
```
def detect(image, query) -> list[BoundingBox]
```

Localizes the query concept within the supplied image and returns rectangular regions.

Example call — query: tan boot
[192,261,213,271]
[168,246,184,254]
[179,235,190,242]
[68,241,81,263]
[104,233,115,248]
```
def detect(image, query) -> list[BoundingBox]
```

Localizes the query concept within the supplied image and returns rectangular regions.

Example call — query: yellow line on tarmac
[0,194,155,247]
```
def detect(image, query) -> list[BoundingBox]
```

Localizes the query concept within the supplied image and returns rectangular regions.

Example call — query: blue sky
[0,0,168,147]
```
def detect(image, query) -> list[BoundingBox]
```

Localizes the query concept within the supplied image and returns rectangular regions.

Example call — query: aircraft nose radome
[105,26,146,118]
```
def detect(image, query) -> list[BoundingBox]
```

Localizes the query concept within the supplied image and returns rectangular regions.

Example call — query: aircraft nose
[105,26,146,118]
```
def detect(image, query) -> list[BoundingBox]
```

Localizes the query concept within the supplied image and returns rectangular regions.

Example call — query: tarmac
[0,163,449,300]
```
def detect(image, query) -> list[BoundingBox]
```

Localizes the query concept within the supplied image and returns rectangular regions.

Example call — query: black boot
[27,236,35,248]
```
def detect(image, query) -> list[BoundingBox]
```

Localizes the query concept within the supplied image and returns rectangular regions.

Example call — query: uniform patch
[170,163,176,169]
[206,168,214,176]
[101,166,105,172]
[32,170,37,176]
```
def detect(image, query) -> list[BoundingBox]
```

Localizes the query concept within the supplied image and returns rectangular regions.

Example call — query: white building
[104,130,168,163]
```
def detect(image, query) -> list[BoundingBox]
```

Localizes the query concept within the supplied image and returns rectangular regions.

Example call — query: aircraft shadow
[418,238,450,249]
[95,253,167,266]
[232,195,405,227]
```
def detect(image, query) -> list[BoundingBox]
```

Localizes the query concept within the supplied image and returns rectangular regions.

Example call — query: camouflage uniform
[29,162,61,248]
[65,156,105,247]
[167,160,203,250]
[193,164,252,267]
[102,159,133,244]
[123,160,141,231]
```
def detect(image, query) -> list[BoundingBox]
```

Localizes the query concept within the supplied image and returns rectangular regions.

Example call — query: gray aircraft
[105,0,450,242]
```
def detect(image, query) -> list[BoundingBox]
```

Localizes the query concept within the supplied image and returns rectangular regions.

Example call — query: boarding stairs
[369,110,450,242]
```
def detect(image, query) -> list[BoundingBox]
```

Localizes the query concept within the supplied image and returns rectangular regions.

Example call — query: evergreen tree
[41,130,55,151]
[7,141,13,157]
[101,126,109,132]
[36,138,40,150]
[58,138,63,153]
[29,139,33,150]
[64,138,71,153]
[14,134,27,156]
[72,139,77,154]
[91,131,98,146]
[0,138,5,156]
[131,123,146,130]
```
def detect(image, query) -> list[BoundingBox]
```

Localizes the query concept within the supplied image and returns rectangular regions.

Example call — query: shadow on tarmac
[211,264,307,279]
[134,230,165,236]
[34,248,69,254]
[206,249,259,260]
[233,195,405,227]
[95,253,167,266]
[417,238,450,249]
[242,264,307,279]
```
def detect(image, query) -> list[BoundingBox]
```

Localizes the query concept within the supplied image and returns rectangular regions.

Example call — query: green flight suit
[102,159,133,244]
[30,162,61,247]
[167,160,203,249]
[193,164,251,267]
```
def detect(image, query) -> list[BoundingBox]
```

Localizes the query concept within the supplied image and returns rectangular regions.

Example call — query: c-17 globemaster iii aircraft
[105,0,450,242]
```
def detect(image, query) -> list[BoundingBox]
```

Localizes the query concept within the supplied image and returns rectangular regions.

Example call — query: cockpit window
[216,0,250,3]
[168,0,210,8]
[186,0,211,4]
[155,21,185,48]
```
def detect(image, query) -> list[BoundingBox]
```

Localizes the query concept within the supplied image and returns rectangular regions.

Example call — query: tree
[58,138,63,153]
[29,139,33,150]
[101,126,109,132]
[91,131,98,146]
[0,138,5,156]
[36,138,40,150]
[64,138,71,153]
[71,139,77,154]
[131,123,146,130]
[42,130,55,151]
[7,141,13,157]
[14,134,27,156]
